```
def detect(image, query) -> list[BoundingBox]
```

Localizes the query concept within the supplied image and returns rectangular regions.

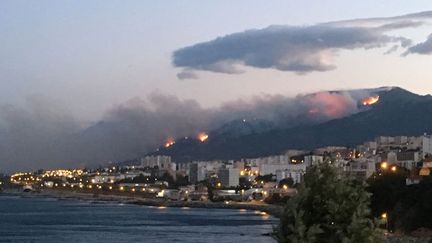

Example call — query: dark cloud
[172,11,432,78]
[404,34,432,55]
[176,70,199,80]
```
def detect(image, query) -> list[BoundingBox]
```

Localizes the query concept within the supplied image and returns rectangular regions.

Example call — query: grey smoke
[172,11,432,78]
[0,89,384,172]
[0,96,82,173]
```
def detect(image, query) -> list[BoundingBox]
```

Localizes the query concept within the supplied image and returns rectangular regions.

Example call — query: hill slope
[153,87,432,161]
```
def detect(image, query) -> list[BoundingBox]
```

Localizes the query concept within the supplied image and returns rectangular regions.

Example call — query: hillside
[153,87,432,162]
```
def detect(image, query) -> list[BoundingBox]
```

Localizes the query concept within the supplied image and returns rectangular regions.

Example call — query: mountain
[153,87,432,162]
[210,118,276,139]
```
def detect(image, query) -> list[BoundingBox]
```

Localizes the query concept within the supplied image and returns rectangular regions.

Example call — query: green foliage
[367,168,408,230]
[160,172,175,186]
[173,174,189,187]
[239,177,252,188]
[117,174,155,184]
[367,169,432,233]
[377,175,432,233]
[274,163,384,243]
[264,193,290,205]
[279,178,294,188]
[255,174,276,182]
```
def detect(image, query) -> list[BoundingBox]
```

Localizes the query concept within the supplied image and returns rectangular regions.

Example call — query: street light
[381,162,388,170]
[381,213,388,232]
[391,166,397,172]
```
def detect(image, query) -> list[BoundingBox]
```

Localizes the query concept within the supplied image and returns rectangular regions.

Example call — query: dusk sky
[1,1,432,122]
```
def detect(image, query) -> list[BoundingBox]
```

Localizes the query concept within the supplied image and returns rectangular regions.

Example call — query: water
[0,195,277,243]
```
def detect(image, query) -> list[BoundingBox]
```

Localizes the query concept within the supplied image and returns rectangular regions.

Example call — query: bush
[274,163,384,243]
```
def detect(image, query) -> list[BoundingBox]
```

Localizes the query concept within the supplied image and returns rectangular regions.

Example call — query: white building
[189,161,224,184]
[140,156,173,170]
[304,155,324,166]
[276,163,307,184]
[344,158,376,180]
[422,135,432,158]
[259,164,290,176]
[218,168,240,187]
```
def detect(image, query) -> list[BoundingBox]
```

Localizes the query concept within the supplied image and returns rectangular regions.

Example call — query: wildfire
[362,96,379,106]
[164,137,175,148]
[197,132,209,142]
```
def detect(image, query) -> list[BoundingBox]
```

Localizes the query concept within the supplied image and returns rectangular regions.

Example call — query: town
[3,134,432,204]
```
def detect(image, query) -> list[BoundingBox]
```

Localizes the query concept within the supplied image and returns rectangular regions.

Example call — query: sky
[1,1,432,122]
[2,1,432,172]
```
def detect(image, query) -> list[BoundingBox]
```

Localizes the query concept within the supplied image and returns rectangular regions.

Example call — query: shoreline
[2,190,431,242]
[1,189,284,218]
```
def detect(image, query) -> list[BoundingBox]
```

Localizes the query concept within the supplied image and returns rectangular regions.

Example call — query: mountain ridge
[152,87,432,162]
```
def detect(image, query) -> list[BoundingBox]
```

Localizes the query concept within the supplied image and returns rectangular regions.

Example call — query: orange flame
[164,137,175,148]
[197,132,209,142]
[362,96,380,106]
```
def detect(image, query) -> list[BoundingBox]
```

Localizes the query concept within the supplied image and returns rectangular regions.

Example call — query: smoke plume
[0,89,385,172]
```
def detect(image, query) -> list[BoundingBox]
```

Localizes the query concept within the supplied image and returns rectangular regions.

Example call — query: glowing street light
[381,212,388,232]
[391,166,397,172]
[381,162,388,170]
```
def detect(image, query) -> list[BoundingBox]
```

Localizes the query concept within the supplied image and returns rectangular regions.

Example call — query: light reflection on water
[0,195,277,243]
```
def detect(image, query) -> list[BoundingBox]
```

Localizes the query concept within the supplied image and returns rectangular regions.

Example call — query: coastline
[1,189,284,218]
[2,190,431,242]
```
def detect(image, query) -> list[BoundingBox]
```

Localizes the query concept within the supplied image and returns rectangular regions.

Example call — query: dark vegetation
[368,170,432,233]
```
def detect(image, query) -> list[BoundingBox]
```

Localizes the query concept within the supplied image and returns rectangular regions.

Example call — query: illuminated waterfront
[0,195,277,243]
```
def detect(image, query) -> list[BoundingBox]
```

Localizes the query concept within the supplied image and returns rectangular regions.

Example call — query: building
[304,155,324,166]
[259,164,289,176]
[140,156,172,169]
[189,163,206,184]
[396,151,421,170]
[275,163,307,184]
[344,158,376,180]
[422,135,432,158]
[218,168,240,187]
[189,161,224,184]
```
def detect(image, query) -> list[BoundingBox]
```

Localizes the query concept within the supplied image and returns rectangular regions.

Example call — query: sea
[0,195,278,243]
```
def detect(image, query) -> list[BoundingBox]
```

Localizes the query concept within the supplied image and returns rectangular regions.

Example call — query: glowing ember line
[164,137,175,148]
[197,132,209,142]
[362,96,379,106]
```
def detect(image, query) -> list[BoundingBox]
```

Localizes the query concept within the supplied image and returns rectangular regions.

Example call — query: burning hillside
[164,137,175,148]
[362,96,380,106]
[197,132,209,142]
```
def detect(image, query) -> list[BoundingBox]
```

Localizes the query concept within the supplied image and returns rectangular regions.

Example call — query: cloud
[176,70,199,80]
[326,11,432,28]
[173,11,432,77]
[404,33,432,55]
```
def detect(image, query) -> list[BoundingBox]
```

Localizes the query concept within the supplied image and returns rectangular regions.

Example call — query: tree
[279,178,294,188]
[367,167,409,231]
[274,163,384,243]
[255,174,276,183]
